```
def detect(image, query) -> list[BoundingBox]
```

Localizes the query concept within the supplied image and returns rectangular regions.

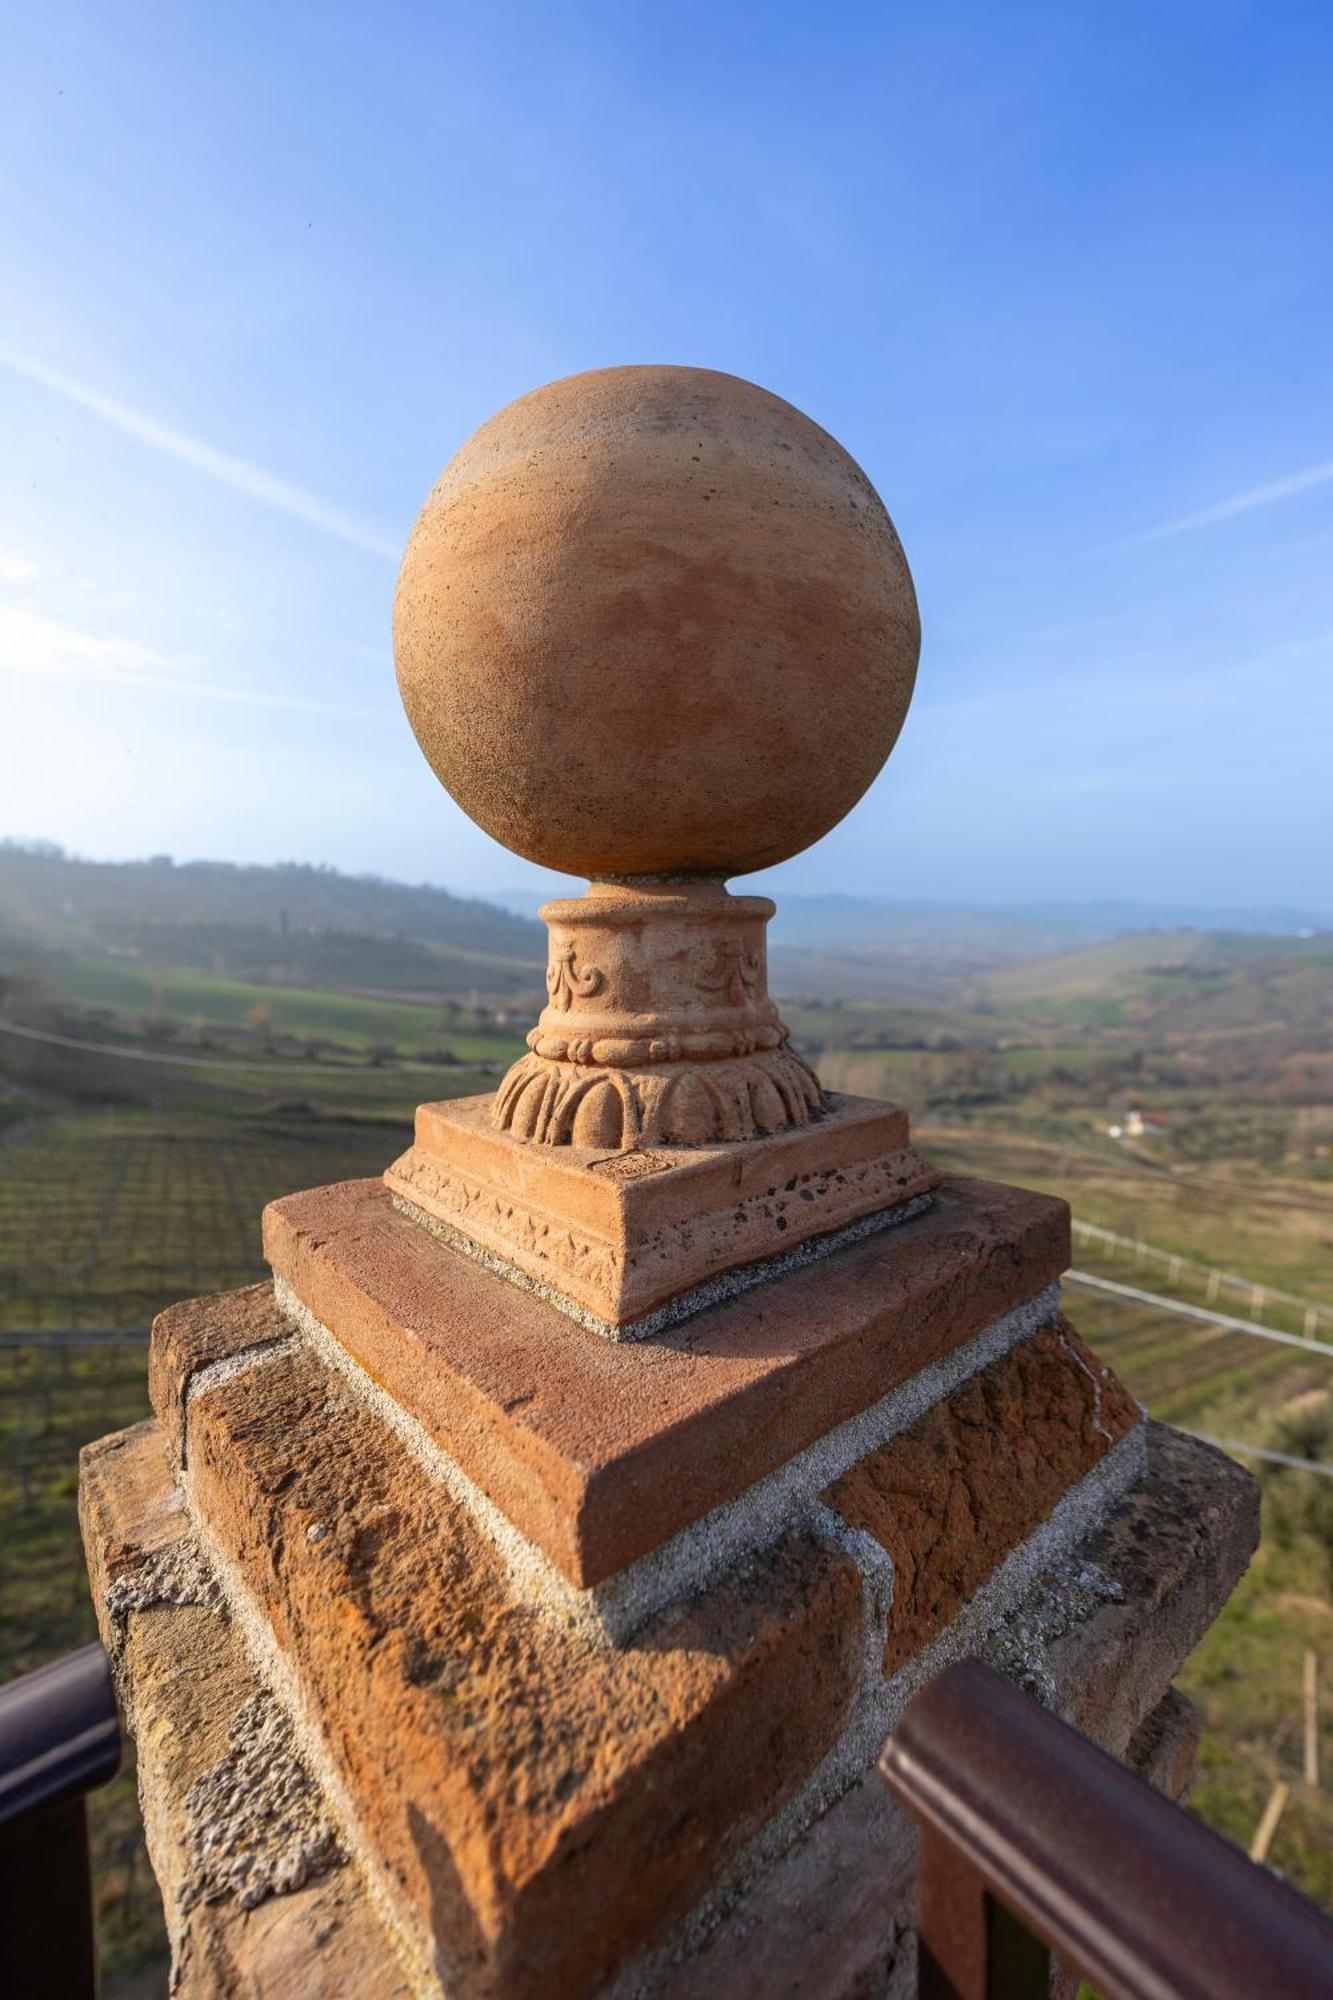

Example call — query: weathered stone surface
[656,1695,1199,2000]
[636,1427,1256,2000]
[262,1173,1069,1585]
[387,1088,935,1332]
[180,1327,864,1998]
[393,365,920,883]
[652,1774,916,2000]
[149,1280,290,1469]
[1124,1687,1201,1802]
[1044,1426,1260,1756]
[823,1319,1141,1671]
[80,1422,412,1999]
[83,1396,1254,2000]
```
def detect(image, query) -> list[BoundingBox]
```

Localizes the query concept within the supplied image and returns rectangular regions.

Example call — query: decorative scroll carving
[545,945,604,1012]
[386,1144,616,1294]
[699,939,762,1008]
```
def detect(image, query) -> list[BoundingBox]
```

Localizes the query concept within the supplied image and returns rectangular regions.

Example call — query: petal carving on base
[492,1045,827,1149]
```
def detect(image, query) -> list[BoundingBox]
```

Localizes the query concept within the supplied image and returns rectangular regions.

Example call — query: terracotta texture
[148,1277,289,1465]
[493,881,824,1149]
[177,1327,863,1998]
[393,365,919,881]
[385,1089,937,1332]
[260,1173,1070,1586]
[824,1318,1140,1673]
[80,1422,411,1999]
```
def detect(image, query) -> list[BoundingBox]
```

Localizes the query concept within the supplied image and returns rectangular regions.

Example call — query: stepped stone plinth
[80,366,1258,1998]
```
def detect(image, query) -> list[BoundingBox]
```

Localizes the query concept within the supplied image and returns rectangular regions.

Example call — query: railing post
[881,1658,1333,2000]
[0,1793,100,1996]
[916,1823,986,2000]
[0,1644,122,1999]
[917,1824,1051,2000]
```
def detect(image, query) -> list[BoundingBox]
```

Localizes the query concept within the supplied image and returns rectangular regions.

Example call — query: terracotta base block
[384,1090,938,1336]
[133,1276,1172,1997]
[261,1172,1069,1586]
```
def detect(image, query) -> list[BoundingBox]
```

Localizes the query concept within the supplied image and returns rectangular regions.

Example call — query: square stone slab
[261,1173,1070,1587]
[383,1091,939,1337]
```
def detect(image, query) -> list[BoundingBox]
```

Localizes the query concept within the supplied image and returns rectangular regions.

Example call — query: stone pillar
[80,366,1257,1998]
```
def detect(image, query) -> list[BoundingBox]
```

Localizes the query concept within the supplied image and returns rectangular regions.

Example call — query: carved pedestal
[494,881,821,1150]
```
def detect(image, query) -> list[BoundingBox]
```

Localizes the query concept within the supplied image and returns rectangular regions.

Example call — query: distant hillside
[768,901,1331,1004]
[983,928,1333,1000]
[978,930,1333,1078]
[0,843,545,998]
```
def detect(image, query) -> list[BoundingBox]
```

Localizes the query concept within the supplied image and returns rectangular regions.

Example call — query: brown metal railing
[880,1659,1333,2000]
[0,1644,122,1998]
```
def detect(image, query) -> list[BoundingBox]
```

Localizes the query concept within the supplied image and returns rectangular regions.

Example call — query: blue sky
[2,1,1330,910]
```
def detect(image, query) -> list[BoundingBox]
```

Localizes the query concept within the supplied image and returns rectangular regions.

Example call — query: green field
[34,950,528,1062]
[0,1110,411,1330]
[919,1121,1333,1308]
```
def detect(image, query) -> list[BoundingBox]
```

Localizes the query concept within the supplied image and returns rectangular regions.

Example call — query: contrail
[0,348,399,561]
[1115,457,1333,550]
[1,604,393,720]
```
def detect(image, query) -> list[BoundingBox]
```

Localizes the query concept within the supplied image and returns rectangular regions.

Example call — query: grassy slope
[920,1123,1333,1305]
[1181,1506,1333,1909]
[45,952,524,1057]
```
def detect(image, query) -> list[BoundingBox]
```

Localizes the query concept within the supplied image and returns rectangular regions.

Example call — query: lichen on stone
[983,1558,1125,1706]
[182,1690,344,1913]
[104,1536,224,1637]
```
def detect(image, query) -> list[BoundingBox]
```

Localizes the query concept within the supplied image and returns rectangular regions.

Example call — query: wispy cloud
[1,602,393,719]
[0,548,39,585]
[0,349,399,561]
[1112,458,1333,550]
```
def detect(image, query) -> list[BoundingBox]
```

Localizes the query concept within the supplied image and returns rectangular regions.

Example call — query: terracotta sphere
[393,365,920,880]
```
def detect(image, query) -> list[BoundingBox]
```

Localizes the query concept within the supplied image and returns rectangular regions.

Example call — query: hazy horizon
[5,833,1330,934]
[3,4,1331,908]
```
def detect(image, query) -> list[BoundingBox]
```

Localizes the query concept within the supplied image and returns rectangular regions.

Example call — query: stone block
[1043,1426,1262,1756]
[1125,1687,1202,1801]
[637,1427,1256,2000]
[175,1321,865,1998]
[80,1422,412,1998]
[149,1280,292,1469]
[262,1172,1070,1586]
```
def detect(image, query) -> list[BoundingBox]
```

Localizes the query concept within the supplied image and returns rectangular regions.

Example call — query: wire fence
[1065,1270,1333,1358]
[1071,1216,1333,1341]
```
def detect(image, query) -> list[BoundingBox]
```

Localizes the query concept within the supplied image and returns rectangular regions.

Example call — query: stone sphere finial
[393,365,919,882]
[393,366,920,1149]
